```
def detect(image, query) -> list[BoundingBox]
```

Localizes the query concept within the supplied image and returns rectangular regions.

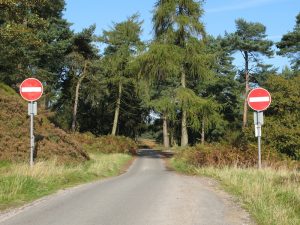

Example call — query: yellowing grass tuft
[87,153,131,176]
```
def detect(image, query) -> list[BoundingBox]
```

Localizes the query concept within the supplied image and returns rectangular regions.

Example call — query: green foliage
[153,0,205,43]
[226,19,273,57]
[0,0,72,91]
[137,42,181,83]
[0,1,299,162]
[0,82,17,95]
[97,14,146,136]
[263,74,300,159]
[73,134,138,155]
[224,19,274,86]
[151,0,215,146]
[89,136,137,155]
[277,12,300,71]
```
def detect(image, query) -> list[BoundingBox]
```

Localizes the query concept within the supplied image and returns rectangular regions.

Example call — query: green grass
[0,153,132,210]
[171,159,300,225]
[0,83,17,96]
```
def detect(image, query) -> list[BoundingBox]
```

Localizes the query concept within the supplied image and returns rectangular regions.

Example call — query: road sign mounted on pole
[20,78,43,102]
[247,88,271,111]
[19,78,43,167]
[247,87,271,169]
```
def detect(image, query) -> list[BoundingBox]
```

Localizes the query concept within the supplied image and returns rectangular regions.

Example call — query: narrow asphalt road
[0,150,252,225]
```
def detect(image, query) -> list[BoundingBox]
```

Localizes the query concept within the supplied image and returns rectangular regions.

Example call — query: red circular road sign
[247,87,271,111]
[20,78,43,102]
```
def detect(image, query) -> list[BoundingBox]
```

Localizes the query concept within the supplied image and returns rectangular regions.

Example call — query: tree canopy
[0,1,299,160]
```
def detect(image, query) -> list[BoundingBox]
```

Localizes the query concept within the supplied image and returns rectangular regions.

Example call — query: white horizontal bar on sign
[21,87,42,93]
[249,97,270,102]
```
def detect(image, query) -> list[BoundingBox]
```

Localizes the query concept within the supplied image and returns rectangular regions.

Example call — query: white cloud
[206,0,283,13]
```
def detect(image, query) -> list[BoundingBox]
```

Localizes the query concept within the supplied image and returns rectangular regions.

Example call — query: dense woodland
[0,0,299,160]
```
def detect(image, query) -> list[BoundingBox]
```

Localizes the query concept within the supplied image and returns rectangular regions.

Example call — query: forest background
[0,0,299,161]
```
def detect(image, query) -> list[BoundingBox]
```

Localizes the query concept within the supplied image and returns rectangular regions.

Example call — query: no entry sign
[247,88,271,111]
[20,78,43,102]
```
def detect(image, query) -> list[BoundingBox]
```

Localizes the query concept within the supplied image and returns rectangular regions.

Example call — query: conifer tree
[66,26,98,132]
[100,15,144,136]
[152,0,210,146]
[277,12,300,71]
[225,19,273,128]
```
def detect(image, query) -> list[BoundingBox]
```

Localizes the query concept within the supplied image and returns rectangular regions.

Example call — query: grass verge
[0,153,132,211]
[171,158,300,225]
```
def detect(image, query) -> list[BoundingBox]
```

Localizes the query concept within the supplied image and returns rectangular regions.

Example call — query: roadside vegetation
[0,83,135,210]
[170,146,300,225]
[0,0,299,222]
[0,153,132,211]
[73,133,137,155]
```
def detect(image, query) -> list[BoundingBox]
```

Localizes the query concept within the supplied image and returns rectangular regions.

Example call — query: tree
[188,98,221,144]
[225,19,273,128]
[100,14,144,136]
[66,25,98,132]
[192,36,238,142]
[263,74,300,159]
[153,0,211,146]
[137,41,181,147]
[149,87,178,148]
[277,12,300,71]
[0,0,72,93]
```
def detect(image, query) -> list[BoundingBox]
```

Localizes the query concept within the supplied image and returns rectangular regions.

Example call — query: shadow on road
[136,149,174,159]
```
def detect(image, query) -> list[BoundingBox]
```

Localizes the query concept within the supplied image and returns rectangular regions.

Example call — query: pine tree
[0,0,72,93]
[65,25,99,132]
[137,41,181,147]
[225,19,273,128]
[277,12,300,71]
[152,0,210,146]
[100,14,144,136]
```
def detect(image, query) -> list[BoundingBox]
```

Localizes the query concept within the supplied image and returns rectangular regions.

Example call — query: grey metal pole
[30,101,34,167]
[258,135,261,169]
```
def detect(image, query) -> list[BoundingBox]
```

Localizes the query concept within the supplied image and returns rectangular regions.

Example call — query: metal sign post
[28,102,37,167]
[20,78,43,167]
[254,111,263,169]
[248,87,271,169]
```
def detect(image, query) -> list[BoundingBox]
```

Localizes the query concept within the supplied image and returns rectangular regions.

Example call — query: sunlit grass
[0,153,132,210]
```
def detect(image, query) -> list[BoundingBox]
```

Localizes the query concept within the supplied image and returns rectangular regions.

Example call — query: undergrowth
[173,144,299,170]
[0,84,89,163]
[74,133,138,155]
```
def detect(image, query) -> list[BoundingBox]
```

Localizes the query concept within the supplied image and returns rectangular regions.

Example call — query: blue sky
[64,0,299,70]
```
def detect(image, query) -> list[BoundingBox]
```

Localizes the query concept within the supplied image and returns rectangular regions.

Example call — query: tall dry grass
[171,159,300,225]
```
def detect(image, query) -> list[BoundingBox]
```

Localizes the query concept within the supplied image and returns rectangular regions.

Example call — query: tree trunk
[201,116,205,145]
[169,125,177,147]
[111,81,122,136]
[44,93,51,110]
[243,51,249,128]
[71,62,87,132]
[162,114,170,148]
[181,71,188,147]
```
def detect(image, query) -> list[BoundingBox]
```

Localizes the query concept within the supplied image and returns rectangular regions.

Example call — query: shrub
[74,133,138,155]
[0,84,89,164]
[174,144,299,169]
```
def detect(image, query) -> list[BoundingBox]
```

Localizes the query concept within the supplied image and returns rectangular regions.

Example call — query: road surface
[0,150,253,225]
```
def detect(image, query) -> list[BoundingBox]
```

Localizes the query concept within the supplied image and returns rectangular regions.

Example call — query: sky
[64,0,300,71]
